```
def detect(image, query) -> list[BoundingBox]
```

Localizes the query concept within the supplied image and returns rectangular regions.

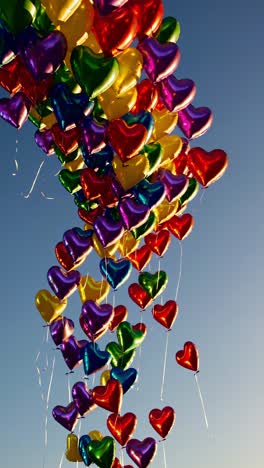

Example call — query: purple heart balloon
[52,401,79,432]
[80,118,107,155]
[22,31,67,80]
[60,336,88,370]
[0,92,31,129]
[47,266,81,301]
[63,229,93,262]
[94,216,124,247]
[178,104,213,139]
[158,170,189,202]
[35,128,55,155]
[157,75,196,112]
[137,37,180,83]
[119,198,150,230]
[126,437,157,468]
[72,381,96,416]
[49,316,75,346]
[94,0,128,15]
[80,300,114,341]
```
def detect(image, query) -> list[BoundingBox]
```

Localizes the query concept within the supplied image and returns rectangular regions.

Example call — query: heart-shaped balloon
[127,245,152,271]
[133,179,165,209]
[52,402,79,432]
[72,382,96,417]
[92,379,123,413]
[151,106,178,141]
[131,211,157,240]
[107,119,148,162]
[149,406,175,439]
[80,168,112,202]
[158,134,183,166]
[132,0,163,39]
[158,170,189,202]
[93,233,119,259]
[99,85,138,120]
[79,435,92,466]
[80,118,107,155]
[66,433,83,463]
[35,289,67,323]
[137,37,180,83]
[78,206,103,224]
[0,92,31,128]
[126,437,157,468]
[94,0,128,16]
[100,258,132,290]
[157,76,196,112]
[112,154,150,191]
[87,436,116,468]
[63,228,93,262]
[109,305,128,332]
[53,124,81,156]
[60,336,88,370]
[152,300,178,330]
[47,266,81,301]
[178,104,213,139]
[179,178,199,206]
[145,230,171,257]
[80,300,114,341]
[50,316,75,346]
[142,143,163,175]
[35,128,54,155]
[107,412,137,447]
[123,111,154,143]
[110,367,138,394]
[111,47,143,95]
[94,216,124,248]
[132,79,158,114]
[138,271,168,299]
[83,145,114,172]
[119,198,150,231]
[154,198,178,225]
[176,341,199,372]
[187,147,228,187]
[82,342,111,375]
[156,16,181,44]
[165,213,194,240]
[58,169,82,194]
[117,321,145,353]
[106,342,136,369]
[78,276,110,304]
[128,283,152,310]
[118,231,140,257]
[0,56,21,94]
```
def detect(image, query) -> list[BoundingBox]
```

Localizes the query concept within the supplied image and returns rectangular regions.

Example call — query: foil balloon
[117,321,145,353]
[177,104,213,139]
[138,270,168,299]
[126,437,157,468]
[47,266,81,301]
[79,435,92,466]
[107,412,137,446]
[156,16,181,44]
[109,305,128,332]
[164,213,194,240]
[110,367,138,394]
[100,258,132,290]
[176,341,199,372]
[78,275,110,304]
[50,316,75,346]
[60,336,87,370]
[87,436,116,468]
[0,92,31,129]
[89,431,103,441]
[52,402,79,432]
[145,229,171,257]
[187,147,228,187]
[152,300,178,330]
[72,382,96,416]
[149,406,176,439]
[80,300,114,341]
[66,433,83,462]
[82,342,111,375]
[137,37,180,83]
[35,289,67,323]
[92,379,123,413]
[127,245,152,272]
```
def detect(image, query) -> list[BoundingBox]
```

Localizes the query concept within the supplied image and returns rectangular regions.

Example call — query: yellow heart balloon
[82,31,102,54]
[41,0,82,24]
[150,108,178,142]
[118,231,140,257]
[158,135,182,166]
[113,154,149,191]
[65,434,83,462]
[154,198,179,225]
[35,289,67,323]
[98,87,138,120]
[88,430,103,441]
[64,154,85,171]
[41,112,57,130]
[111,48,143,96]
[78,275,110,304]
[100,370,111,387]
[92,233,119,259]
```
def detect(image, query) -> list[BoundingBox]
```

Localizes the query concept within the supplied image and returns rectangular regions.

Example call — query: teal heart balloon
[71,46,119,99]
[138,271,168,299]
[156,16,181,44]
[142,143,163,175]
[87,437,115,468]
[58,169,82,194]
[117,321,145,353]
[132,211,157,240]
[179,177,199,206]
[100,258,132,290]
[110,367,138,394]
[133,179,166,209]
[79,435,92,466]
[106,342,136,370]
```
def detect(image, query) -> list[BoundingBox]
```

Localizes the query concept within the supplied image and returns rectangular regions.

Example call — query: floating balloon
[149,406,175,439]
[107,412,137,446]
[176,341,199,372]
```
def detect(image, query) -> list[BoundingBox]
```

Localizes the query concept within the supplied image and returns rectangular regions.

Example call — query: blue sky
[0,0,263,467]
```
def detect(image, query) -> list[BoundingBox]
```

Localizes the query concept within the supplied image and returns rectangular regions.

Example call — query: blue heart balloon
[79,435,92,466]
[82,145,114,172]
[123,111,154,143]
[81,342,111,376]
[133,179,166,209]
[100,258,132,290]
[110,367,138,394]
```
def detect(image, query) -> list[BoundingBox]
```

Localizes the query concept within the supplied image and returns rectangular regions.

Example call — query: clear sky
[0,0,263,467]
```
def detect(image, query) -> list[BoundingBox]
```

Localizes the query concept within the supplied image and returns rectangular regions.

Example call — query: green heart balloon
[138,271,168,299]
[87,437,115,468]
[58,169,82,194]
[93,98,107,124]
[71,46,119,99]
[28,113,41,128]
[33,4,54,35]
[143,143,163,175]
[156,16,181,44]
[179,177,199,206]
[105,342,136,370]
[117,321,145,353]
[0,0,39,33]
[35,99,53,118]
[54,145,80,165]
[132,211,157,240]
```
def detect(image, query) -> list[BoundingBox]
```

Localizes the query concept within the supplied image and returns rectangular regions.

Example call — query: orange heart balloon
[176,341,199,372]
[187,147,228,187]
[107,412,137,446]
[165,213,194,240]
[92,379,123,413]
[127,245,152,272]
[149,406,175,439]
[152,300,178,330]
[145,230,171,257]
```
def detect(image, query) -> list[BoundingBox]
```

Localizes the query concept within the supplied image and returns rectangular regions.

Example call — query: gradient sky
[0,0,263,467]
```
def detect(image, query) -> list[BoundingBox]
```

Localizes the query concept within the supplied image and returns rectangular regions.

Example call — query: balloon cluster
[0,0,228,466]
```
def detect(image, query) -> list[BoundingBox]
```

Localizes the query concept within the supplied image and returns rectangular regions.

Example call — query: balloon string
[160,332,170,401]
[76,419,82,468]
[40,191,55,200]
[58,451,65,468]
[67,373,71,403]
[12,158,19,176]
[174,241,183,302]
[136,312,143,391]
[112,290,116,309]
[162,441,167,468]
[23,160,45,198]
[35,327,50,402]
[194,373,209,430]
[43,355,56,468]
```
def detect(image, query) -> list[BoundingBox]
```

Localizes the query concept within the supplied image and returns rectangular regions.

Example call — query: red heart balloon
[92,4,138,57]
[132,0,163,39]
[132,322,147,337]
[173,140,192,176]
[165,213,194,240]
[107,412,137,446]
[107,119,148,162]
[128,283,152,310]
[78,206,103,224]
[145,230,171,256]
[109,305,128,332]
[127,245,152,271]
[187,147,228,187]
[132,79,158,114]
[80,168,118,207]
[149,406,175,439]
[176,341,199,372]
[0,57,22,94]
[152,300,178,330]
[92,379,123,413]
[55,242,75,271]
[51,124,81,155]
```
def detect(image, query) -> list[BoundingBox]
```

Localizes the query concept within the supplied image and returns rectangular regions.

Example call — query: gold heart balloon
[118,231,140,257]
[41,0,82,24]
[111,48,143,96]
[35,289,67,323]
[112,154,149,191]
[154,198,179,225]
[98,87,138,120]
[64,154,85,171]
[78,275,110,304]
[92,233,119,259]
[83,31,102,54]
[100,370,111,387]
[88,431,103,441]
[65,434,83,462]
[151,108,178,141]
[158,134,182,166]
